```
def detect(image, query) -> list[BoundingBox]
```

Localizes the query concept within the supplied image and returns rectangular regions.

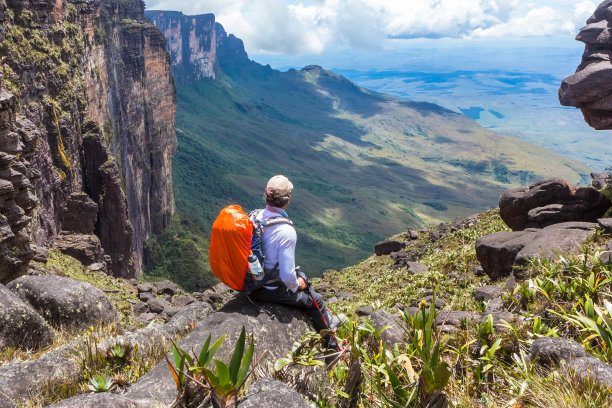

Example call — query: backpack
[209,205,293,293]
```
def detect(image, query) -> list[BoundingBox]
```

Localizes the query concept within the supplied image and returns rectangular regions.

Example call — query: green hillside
[145,50,591,291]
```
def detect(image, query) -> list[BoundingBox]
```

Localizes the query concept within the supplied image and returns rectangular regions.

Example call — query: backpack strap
[262,216,293,227]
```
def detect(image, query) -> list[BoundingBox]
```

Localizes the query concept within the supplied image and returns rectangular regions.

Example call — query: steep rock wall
[0,0,176,279]
[560,0,612,129]
[144,10,219,81]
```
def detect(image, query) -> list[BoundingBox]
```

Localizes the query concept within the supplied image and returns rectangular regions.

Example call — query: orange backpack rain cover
[209,205,253,291]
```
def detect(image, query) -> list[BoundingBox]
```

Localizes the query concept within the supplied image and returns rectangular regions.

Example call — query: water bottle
[248,254,264,281]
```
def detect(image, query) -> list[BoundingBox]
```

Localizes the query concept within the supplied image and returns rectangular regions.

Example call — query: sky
[144,0,599,55]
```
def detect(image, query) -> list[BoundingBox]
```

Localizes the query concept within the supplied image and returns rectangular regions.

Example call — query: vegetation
[167,327,256,408]
[258,210,612,407]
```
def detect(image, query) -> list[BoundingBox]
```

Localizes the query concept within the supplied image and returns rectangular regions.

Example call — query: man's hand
[297,277,308,290]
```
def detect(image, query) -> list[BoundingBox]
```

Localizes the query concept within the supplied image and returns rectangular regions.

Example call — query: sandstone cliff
[0,0,176,280]
[559,0,612,129]
[144,10,219,81]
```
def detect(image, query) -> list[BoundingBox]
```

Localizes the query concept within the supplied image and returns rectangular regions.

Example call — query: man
[250,175,341,339]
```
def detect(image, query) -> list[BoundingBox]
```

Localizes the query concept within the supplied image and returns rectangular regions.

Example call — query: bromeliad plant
[167,326,255,408]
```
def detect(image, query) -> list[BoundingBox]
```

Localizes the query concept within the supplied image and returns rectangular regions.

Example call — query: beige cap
[266,175,293,197]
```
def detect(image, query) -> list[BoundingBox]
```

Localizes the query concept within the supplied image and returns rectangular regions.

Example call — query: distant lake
[254,38,612,171]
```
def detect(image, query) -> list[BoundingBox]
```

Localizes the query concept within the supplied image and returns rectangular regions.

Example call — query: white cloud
[144,0,599,54]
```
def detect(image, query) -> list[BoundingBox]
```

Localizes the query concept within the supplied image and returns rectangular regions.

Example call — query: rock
[133,301,148,314]
[8,275,118,331]
[407,261,428,275]
[407,228,419,240]
[87,262,105,272]
[435,310,479,328]
[146,297,169,314]
[473,265,485,276]
[429,230,441,241]
[161,307,179,322]
[480,311,519,327]
[476,222,596,279]
[0,283,54,350]
[598,218,612,233]
[370,309,404,346]
[452,216,464,230]
[53,232,106,266]
[124,296,313,406]
[591,172,611,189]
[138,312,157,324]
[355,306,373,316]
[530,337,587,368]
[335,291,354,301]
[474,285,505,302]
[237,377,311,408]
[485,298,504,313]
[506,272,518,291]
[137,283,154,294]
[172,295,195,308]
[375,240,406,256]
[46,393,138,408]
[138,291,154,302]
[437,223,448,234]
[560,1,612,129]
[567,356,612,388]
[155,279,179,296]
[60,193,98,234]
[498,178,610,231]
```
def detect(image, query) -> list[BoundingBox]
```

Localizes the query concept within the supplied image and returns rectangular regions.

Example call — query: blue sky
[145,0,598,55]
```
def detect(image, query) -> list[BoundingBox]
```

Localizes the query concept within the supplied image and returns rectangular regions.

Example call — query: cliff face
[145,10,219,81]
[0,0,176,280]
[559,1,612,129]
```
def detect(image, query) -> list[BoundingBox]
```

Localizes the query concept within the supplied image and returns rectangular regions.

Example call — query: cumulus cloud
[144,0,598,54]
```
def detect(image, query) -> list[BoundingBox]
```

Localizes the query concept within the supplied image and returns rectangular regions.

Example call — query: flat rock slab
[124,296,313,407]
[476,222,596,279]
[238,377,311,408]
[498,178,611,231]
[46,393,138,408]
[0,283,54,350]
[8,274,118,331]
[474,285,505,302]
[598,218,612,233]
[371,309,404,346]
[407,262,428,275]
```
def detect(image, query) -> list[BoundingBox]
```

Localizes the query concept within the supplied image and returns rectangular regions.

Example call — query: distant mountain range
[145,11,591,285]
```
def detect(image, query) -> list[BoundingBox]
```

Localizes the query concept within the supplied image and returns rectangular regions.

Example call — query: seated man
[249,175,342,343]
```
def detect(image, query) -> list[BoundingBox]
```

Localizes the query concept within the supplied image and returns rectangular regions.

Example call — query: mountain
[144,11,591,289]
[0,0,177,280]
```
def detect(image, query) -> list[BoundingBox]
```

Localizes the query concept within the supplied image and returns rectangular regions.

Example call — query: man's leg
[250,286,331,332]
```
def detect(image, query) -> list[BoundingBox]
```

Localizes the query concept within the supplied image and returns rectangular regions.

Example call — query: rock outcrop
[8,274,118,331]
[0,283,54,350]
[498,178,610,231]
[476,222,596,279]
[144,10,220,81]
[559,1,612,129]
[0,0,177,280]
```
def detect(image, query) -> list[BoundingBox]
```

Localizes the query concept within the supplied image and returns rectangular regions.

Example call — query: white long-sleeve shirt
[258,205,299,292]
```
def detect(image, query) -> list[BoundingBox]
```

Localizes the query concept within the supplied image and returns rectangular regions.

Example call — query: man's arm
[276,225,300,292]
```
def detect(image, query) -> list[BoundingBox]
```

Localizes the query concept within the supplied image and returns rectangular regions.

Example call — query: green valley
[142,40,591,291]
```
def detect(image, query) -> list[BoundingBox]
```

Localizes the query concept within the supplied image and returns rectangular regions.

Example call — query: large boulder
[0,283,53,350]
[530,337,587,368]
[7,274,118,331]
[559,1,612,129]
[476,222,596,279]
[371,309,405,346]
[498,178,611,231]
[124,296,313,407]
